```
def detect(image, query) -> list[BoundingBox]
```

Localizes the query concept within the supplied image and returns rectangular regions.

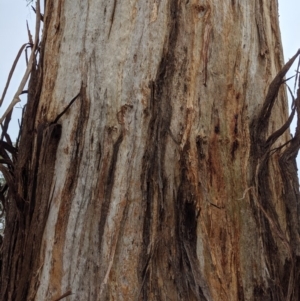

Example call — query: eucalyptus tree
[1,1,300,300]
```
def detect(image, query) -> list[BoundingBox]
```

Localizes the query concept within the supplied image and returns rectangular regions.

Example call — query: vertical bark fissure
[176,141,211,301]
[108,0,118,39]
[140,0,179,299]
[97,131,124,287]
[94,132,124,261]
[51,84,90,296]
[139,1,211,300]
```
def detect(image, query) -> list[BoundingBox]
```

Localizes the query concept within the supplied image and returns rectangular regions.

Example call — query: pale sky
[0,0,299,140]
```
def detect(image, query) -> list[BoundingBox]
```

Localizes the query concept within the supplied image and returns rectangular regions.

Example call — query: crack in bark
[108,0,117,39]
[139,3,212,296]
[255,0,268,57]
[139,1,179,299]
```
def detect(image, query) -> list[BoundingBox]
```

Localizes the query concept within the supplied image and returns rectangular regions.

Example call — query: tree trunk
[1,0,300,300]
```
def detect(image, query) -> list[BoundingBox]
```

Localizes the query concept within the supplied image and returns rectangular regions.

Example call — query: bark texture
[1,0,300,300]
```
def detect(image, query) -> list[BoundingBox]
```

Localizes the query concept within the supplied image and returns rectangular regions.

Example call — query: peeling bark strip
[0,40,43,300]
[249,51,300,300]
[0,5,81,296]
[253,50,300,143]
[0,74,81,300]
[278,73,300,300]
[0,114,62,299]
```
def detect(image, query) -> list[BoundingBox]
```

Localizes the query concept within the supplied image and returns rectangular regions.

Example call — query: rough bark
[1,0,300,300]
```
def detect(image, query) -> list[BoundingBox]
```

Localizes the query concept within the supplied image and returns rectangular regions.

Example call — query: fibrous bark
[1,1,300,300]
